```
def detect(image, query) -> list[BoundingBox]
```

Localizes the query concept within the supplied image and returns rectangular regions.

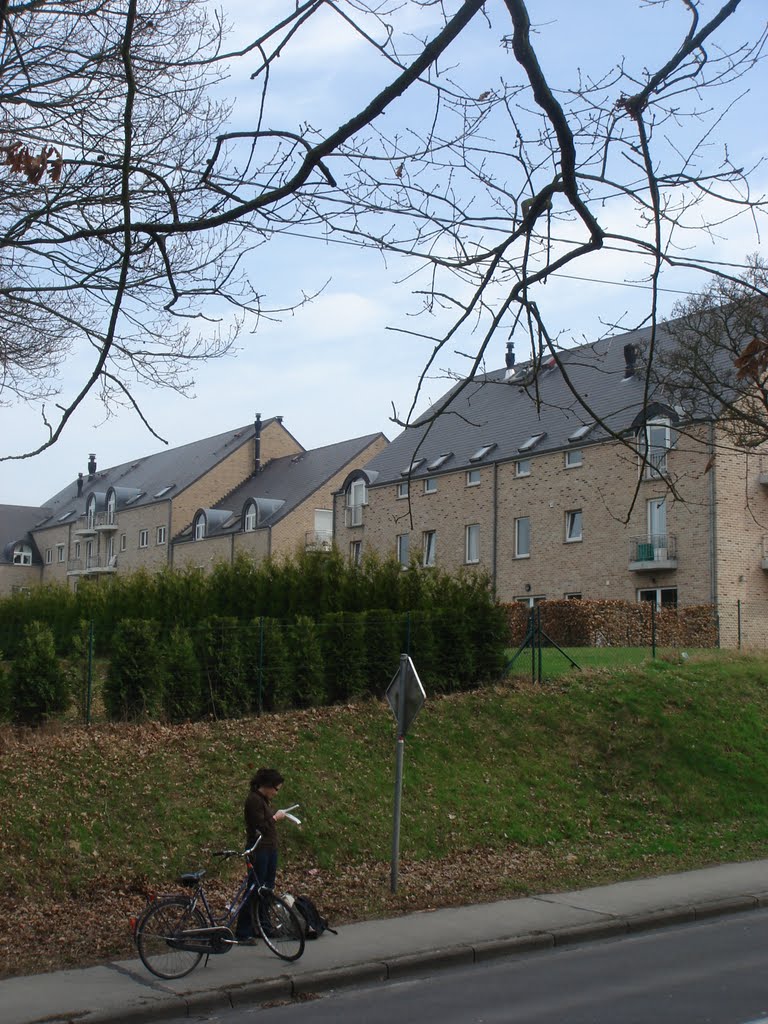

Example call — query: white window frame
[638,586,678,609]
[12,544,32,566]
[396,533,409,567]
[244,502,257,532]
[565,509,583,543]
[194,514,206,542]
[641,419,671,478]
[156,525,167,545]
[397,481,409,499]
[466,469,481,487]
[423,477,437,494]
[514,516,530,558]
[465,524,480,564]
[45,547,52,564]
[565,449,583,468]
[139,529,149,548]
[350,539,362,566]
[74,541,81,559]
[422,530,436,567]
[515,459,531,478]
[57,544,65,563]
[120,534,126,552]
[106,491,116,524]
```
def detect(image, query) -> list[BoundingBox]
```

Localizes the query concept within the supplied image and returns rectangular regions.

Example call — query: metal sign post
[386,654,425,893]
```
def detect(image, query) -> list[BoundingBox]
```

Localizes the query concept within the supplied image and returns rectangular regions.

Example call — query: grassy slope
[3,651,768,976]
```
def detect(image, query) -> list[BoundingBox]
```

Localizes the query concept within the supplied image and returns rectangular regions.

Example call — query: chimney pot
[77,473,84,497]
[623,343,637,378]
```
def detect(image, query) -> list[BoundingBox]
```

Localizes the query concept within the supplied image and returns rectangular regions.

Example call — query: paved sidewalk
[5,859,768,1024]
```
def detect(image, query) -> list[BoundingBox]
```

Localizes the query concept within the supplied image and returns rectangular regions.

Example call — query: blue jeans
[235,849,278,938]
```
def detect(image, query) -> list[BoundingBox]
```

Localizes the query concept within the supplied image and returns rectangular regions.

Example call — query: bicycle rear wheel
[254,892,305,962]
[136,896,206,979]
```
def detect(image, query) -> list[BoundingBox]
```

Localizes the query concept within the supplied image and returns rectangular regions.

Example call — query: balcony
[305,531,333,552]
[74,511,118,535]
[67,554,118,577]
[345,503,364,528]
[628,534,677,572]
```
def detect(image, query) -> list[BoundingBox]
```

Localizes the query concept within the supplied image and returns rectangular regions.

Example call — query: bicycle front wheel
[254,892,305,962]
[136,896,206,979]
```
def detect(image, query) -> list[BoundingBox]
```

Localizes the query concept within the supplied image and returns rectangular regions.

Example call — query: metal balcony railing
[305,531,333,552]
[629,533,677,564]
[345,504,364,527]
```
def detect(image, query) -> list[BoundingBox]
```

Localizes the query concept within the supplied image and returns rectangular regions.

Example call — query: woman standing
[236,767,287,942]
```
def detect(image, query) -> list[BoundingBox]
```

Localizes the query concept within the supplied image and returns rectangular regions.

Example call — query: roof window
[125,492,145,505]
[400,458,425,476]
[568,423,594,442]
[154,485,175,498]
[469,443,497,463]
[57,510,75,521]
[518,432,546,453]
[428,452,453,471]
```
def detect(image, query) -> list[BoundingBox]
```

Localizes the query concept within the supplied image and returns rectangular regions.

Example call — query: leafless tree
[1,0,766,459]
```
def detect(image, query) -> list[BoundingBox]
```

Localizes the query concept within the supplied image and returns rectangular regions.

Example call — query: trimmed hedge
[502,599,718,649]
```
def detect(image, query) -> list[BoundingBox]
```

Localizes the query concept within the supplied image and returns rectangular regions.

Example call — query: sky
[1,0,766,506]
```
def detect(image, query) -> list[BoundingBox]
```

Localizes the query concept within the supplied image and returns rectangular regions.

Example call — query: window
[194,514,206,541]
[469,443,496,463]
[401,459,424,476]
[518,432,546,452]
[347,478,367,527]
[397,481,409,499]
[74,541,81,559]
[638,587,678,609]
[120,534,126,552]
[515,459,531,477]
[350,540,362,566]
[641,419,671,477]
[107,535,115,560]
[139,529,149,548]
[244,502,257,532]
[428,452,453,471]
[156,526,167,545]
[514,517,530,558]
[465,524,480,564]
[466,469,481,487]
[568,423,594,442]
[45,547,52,564]
[86,494,97,528]
[422,530,436,567]
[154,485,173,498]
[565,593,582,600]
[106,491,116,524]
[648,496,667,544]
[85,540,94,565]
[565,509,582,542]
[423,477,437,494]
[57,544,65,563]
[397,533,410,567]
[13,543,32,565]
[565,449,583,468]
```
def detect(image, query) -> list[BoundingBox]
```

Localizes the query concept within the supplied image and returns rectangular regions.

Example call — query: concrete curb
[75,894,767,1024]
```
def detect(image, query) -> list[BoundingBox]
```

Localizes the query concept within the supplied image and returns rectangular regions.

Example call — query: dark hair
[251,767,284,791]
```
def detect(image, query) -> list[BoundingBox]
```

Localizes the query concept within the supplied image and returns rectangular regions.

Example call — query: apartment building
[0,416,387,595]
[334,322,768,646]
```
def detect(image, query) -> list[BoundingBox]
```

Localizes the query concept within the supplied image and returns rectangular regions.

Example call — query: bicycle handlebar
[212,832,263,860]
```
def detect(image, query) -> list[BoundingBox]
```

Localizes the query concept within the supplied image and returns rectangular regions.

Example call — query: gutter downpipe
[708,421,719,644]
[492,461,499,598]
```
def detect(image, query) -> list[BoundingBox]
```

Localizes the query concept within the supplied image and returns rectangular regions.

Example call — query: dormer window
[194,512,206,541]
[244,502,257,532]
[640,419,671,478]
[106,491,116,525]
[86,494,97,528]
[12,543,32,566]
[346,478,367,527]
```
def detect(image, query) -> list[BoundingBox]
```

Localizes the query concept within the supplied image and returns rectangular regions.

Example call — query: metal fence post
[651,601,657,659]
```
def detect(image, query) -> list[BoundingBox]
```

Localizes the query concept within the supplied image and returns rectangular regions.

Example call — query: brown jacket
[244,788,278,851]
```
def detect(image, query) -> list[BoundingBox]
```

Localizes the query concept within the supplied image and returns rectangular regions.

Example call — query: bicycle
[133,835,305,978]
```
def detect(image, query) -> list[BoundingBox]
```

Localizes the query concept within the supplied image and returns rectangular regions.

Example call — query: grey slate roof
[179,433,387,538]
[0,505,49,563]
[362,318,713,486]
[28,418,292,534]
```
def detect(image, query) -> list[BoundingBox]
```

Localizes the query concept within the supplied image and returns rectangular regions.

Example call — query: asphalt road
[150,909,768,1024]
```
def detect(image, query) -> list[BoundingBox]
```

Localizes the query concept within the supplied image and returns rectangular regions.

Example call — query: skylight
[57,510,75,521]
[518,432,547,453]
[469,443,497,463]
[567,423,594,442]
[125,492,145,505]
[428,452,453,471]
[154,485,174,498]
[400,458,425,476]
